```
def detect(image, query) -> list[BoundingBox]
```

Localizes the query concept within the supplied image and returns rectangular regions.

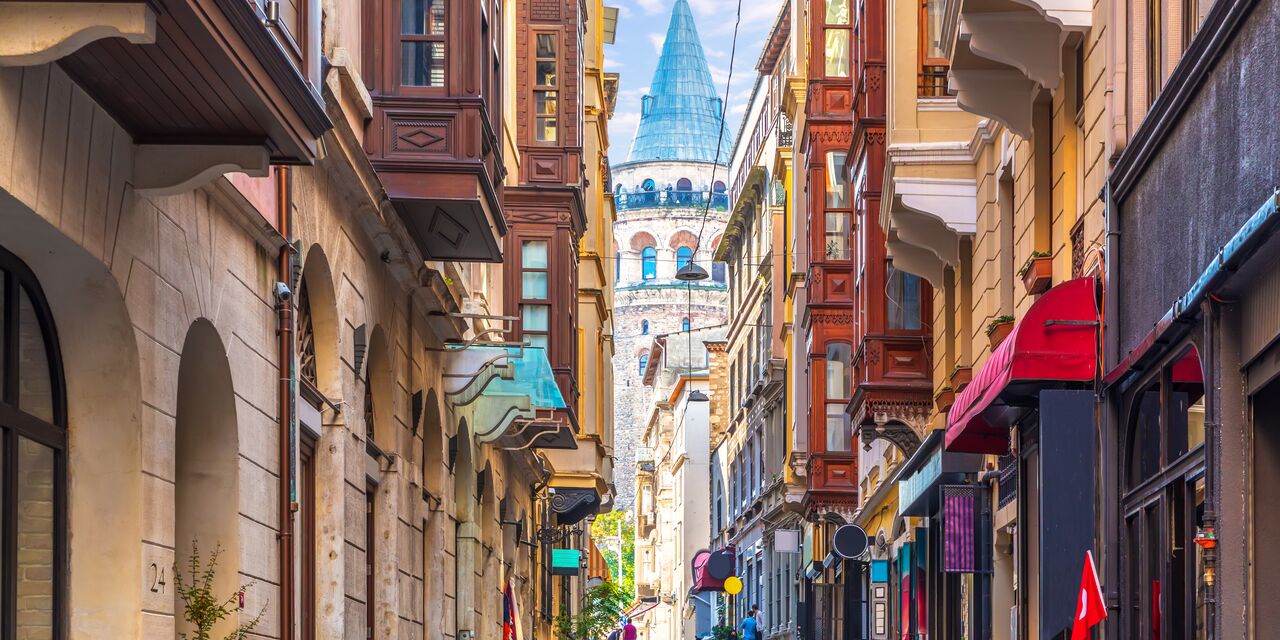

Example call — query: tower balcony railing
[616,188,730,211]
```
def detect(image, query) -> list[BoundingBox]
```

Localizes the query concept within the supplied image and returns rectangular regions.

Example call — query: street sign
[832,524,869,559]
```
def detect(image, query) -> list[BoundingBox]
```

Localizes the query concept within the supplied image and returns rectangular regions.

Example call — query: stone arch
[365,326,397,451]
[629,231,657,251]
[421,387,447,640]
[676,177,693,191]
[710,234,723,251]
[299,244,342,402]
[2,194,145,638]
[453,419,479,633]
[668,229,699,250]
[423,389,445,497]
[175,319,242,638]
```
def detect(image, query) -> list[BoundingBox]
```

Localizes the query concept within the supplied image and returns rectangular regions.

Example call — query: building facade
[612,0,731,510]
[0,0,617,638]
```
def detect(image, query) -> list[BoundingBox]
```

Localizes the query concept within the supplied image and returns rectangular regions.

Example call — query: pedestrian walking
[741,605,759,640]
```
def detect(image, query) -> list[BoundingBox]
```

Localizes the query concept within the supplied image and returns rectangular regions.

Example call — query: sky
[605,0,786,163]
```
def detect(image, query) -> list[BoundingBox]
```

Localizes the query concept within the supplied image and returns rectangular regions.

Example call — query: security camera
[273,282,293,302]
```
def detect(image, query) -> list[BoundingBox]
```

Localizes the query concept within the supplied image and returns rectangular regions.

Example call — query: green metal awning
[444,346,575,450]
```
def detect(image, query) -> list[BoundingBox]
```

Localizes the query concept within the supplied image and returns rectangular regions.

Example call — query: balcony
[1,0,331,192]
[941,0,1091,136]
[615,187,729,211]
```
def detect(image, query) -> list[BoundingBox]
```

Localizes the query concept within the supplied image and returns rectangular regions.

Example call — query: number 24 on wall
[149,562,167,594]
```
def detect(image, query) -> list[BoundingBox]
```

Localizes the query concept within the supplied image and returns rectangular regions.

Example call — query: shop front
[945,278,1101,639]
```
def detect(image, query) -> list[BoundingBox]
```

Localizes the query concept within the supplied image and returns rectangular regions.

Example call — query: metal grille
[917,65,953,97]
[943,485,993,574]
[997,454,1017,509]
[297,283,318,387]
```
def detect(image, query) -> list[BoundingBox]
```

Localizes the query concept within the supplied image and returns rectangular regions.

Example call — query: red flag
[1071,550,1107,640]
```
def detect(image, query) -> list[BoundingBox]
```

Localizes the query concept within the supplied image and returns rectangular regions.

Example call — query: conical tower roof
[626,0,733,164]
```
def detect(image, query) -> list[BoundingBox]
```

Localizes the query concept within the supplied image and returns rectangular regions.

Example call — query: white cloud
[636,0,666,15]
[648,32,666,54]
[705,47,728,59]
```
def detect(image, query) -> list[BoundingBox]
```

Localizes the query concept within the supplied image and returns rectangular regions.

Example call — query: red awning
[945,278,1100,454]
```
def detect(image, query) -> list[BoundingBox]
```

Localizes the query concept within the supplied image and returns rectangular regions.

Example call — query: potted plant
[935,386,956,412]
[986,314,1016,349]
[949,365,973,393]
[1019,250,1053,295]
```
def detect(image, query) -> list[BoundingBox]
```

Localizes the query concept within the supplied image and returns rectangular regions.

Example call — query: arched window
[824,343,852,452]
[642,320,649,335]
[642,247,657,280]
[638,353,650,374]
[0,246,66,630]
[682,318,691,332]
[676,178,693,191]
[713,180,727,193]
[676,246,694,270]
[615,253,621,280]
[642,178,656,191]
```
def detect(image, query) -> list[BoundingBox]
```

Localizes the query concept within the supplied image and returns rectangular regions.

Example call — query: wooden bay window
[519,239,552,350]
[533,33,559,142]
[823,0,852,78]
[400,0,446,88]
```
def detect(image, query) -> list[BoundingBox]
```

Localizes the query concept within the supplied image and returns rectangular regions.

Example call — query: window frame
[821,151,853,262]
[0,247,68,640]
[531,30,561,143]
[395,0,448,92]
[917,0,951,96]
[641,247,658,281]
[517,236,554,351]
[820,0,853,79]
[822,342,853,452]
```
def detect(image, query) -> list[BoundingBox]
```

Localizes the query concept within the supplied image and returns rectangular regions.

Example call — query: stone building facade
[0,0,617,638]
[611,0,731,509]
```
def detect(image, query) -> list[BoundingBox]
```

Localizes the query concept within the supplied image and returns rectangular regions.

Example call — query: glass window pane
[1171,347,1205,460]
[924,0,946,59]
[676,247,693,269]
[826,344,850,399]
[402,0,445,35]
[536,91,558,116]
[536,61,557,87]
[1,274,6,396]
[17,437,55,636]
[1128,383,1162,488]
[826,152,850,207]
[537,118,558,142]
[522,273,548,299]
[536,34,557,58]
[522,305,550,332]
[825,0,850,23]
[887,270,922,330]
[18,285,54,423]
[527,334,549,351]
[521,240,548,269]
[825,30,850,77]
[402,42,445,87]
[826,404,850,452]
[825,212,850,260]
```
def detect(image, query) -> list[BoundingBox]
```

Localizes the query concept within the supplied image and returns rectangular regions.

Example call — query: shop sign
[550,549,581,576]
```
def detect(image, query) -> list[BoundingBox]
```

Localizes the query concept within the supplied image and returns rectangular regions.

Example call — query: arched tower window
[677,178,693,191]
[682,318,691,332]
[642,247,657,280]
[676,246,694,270]
[638,352,650,374]
[0,246,66,631]
[642,320,649,335]
[642,179,656,191]
[713,180,727,193]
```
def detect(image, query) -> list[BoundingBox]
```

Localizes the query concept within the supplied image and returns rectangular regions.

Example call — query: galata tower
[611,0,731,509]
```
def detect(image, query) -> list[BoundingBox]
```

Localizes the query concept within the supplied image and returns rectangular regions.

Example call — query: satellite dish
[832,524,869,559]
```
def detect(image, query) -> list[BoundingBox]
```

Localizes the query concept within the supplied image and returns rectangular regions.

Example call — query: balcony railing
[616,189,730,211]
[918,65,955,97]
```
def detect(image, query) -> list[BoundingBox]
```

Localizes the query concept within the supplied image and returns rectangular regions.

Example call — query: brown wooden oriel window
[519,239,551,350]
[400,0,446,88]
[533,33,559,142]
[821,0,852,78]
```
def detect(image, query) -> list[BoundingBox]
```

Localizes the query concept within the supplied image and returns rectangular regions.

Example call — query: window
[887,268,923,330]
[299,435,317,640]
[642,247,657,280]
[638,353,649,374]
[401,0,446,87]
[642,320,650,335]
[297,281,318,390]
[713,262,727,283]
[0,248,65,638]
[825,343,852,452]
[642,178,656,191]
[823,0,852,77]
[676,246,694,270]
[918,0,950,95]
[533,33,558,142]
[824,151,852,260]
[520,240,551,350]
[682,318,691,332]
[1121,345,1207,639]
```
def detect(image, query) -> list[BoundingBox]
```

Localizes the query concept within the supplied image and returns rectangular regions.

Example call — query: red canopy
[945,278,1100,454]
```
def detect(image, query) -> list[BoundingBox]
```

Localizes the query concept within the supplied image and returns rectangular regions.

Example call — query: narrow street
[0,0,1274,637]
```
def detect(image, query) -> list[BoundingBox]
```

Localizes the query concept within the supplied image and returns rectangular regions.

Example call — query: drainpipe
[1101,182,1120,636]
[276,166,297,638]
[1201,299,1219,638]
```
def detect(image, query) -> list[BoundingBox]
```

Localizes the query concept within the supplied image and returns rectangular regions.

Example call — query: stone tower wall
[611,158,731,509]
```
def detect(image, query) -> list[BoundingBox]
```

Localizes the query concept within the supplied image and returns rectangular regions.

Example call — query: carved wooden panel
[380,110,456,161]
[528,155,564,183]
